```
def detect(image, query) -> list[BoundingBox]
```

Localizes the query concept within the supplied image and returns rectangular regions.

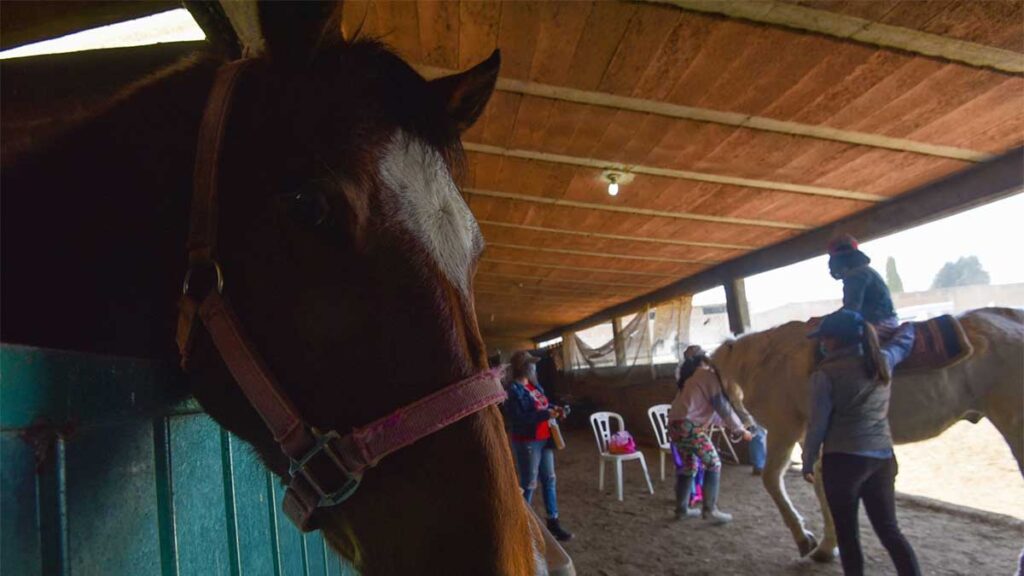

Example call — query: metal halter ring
[182,260,225,297]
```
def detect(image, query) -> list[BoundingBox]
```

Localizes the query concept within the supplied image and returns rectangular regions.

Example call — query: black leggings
[822,454,921,576]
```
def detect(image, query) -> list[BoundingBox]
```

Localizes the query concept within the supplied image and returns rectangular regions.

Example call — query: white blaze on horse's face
[378,130,483,299]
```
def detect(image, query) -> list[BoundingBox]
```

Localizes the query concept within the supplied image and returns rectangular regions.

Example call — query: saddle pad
[897,314,973,372]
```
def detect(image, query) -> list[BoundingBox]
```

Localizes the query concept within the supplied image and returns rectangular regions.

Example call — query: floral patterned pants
[669,419,722,475]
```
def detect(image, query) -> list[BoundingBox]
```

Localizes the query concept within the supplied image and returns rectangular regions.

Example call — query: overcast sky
[698,192,1024,312]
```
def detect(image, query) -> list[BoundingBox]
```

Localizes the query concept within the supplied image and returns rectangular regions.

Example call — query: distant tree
[885,257,904,294]
[931,256,991,289]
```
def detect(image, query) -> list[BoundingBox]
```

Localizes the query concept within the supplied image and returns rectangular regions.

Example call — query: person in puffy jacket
[802,310,920,576]
[669,345,751,524]
[504,350,573,542]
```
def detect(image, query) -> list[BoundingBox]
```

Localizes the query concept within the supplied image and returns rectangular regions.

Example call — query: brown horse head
[180,4,539,575]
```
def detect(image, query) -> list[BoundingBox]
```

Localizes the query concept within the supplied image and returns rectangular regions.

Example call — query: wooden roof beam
[476,271,658,289]
[486,242,714,265]
[480,258,678,279]
[478,219,752,251]
[467,188,809,230]
[415,66,989,162]
[645,0,1024,75]
[465,143,886,202]
[534,146,1024,342]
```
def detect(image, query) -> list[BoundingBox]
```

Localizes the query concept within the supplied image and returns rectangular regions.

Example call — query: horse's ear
[428,50,501,133]
[256,1,344,63]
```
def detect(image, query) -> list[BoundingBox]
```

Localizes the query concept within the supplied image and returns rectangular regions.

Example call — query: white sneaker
[702,508,733,525]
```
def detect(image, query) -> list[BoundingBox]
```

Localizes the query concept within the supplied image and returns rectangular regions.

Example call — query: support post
[678,295,694,351]
[560,331,574,372]
[724,278,750,336]
[612,318,626,367]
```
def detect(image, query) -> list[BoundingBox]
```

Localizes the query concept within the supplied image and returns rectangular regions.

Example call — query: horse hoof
[797,533,819,557]
[810,546,837,563]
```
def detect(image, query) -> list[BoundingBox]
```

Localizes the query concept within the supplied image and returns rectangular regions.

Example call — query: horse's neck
[1,55,220,358]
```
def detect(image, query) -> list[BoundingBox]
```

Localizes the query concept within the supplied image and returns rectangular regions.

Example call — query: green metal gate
[1,344,358,576]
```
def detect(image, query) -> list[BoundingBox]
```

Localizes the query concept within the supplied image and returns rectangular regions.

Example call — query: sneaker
[702,508,734,525]
[751,467,763,476]
[546,518,574,542]
[674,507,701,521]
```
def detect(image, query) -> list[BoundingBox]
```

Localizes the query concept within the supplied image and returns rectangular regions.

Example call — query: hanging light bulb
[607,174,619,196]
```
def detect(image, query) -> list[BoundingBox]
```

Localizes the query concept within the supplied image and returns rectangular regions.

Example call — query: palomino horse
[712,307,1024,562]
[1,3,547,574]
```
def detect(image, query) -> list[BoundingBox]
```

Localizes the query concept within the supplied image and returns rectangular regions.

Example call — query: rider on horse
[827,234,915,380]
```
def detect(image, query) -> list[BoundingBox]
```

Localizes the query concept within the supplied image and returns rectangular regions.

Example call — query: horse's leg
[762,422,818,557]
[810,457,839,562]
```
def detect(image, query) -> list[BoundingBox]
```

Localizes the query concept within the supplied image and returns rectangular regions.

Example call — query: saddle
[806,313,974,372]
[896,314,973,372]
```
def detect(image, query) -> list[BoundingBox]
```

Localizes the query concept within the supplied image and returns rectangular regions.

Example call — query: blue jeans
[512,440,559,519]
[748,425,767,470]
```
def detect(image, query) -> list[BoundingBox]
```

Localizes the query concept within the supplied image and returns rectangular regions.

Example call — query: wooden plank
[272,480,308,576]
[464,143,887,201]
[66,421,162,576]
[0,434,42,575]
[458,0,500,69]
[478,219,751,250]
[170,415,232,576]
[416,62,988,161]
[487,242,709,264]
[477,271,655,288]
[417,0,459,68]
[566,1,637,90]
[495,1,541,79]
[467,188,809,230]
[647,0,1024,73]
[228,434,279,576]
[534,146,1024,342]
[480,258,677,279]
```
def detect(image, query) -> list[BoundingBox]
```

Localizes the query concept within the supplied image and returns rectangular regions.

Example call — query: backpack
[608,430,637,454]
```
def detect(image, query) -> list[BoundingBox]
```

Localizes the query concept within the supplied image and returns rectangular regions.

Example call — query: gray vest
[820,350,893,455]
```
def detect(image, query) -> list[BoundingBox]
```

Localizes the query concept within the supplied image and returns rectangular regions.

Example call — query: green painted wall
[0,344,358,576]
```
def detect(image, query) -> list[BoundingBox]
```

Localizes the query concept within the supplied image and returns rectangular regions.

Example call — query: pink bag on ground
[608,431,637,454]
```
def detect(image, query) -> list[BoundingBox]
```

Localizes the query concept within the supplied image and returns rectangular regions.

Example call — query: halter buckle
[289,430,362,508]
[182,260,224,298]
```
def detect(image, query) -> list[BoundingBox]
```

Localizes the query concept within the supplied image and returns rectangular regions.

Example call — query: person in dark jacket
[827,234,896,325]
[827,233,914,381]
[803,310,920,576]
[505,350,573,542]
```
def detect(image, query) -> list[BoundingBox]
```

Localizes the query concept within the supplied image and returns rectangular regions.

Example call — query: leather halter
[176,59,507,531]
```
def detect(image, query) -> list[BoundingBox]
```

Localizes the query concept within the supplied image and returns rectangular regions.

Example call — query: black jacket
[842,265,896,324]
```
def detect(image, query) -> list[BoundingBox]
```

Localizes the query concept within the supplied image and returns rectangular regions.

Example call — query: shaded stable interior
[2,2,1023,575]
[3,0,1023,354]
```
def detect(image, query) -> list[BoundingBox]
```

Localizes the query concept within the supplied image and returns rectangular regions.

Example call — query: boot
[701,470,733,525]
[546,517,574,542]
[674,475,700,520]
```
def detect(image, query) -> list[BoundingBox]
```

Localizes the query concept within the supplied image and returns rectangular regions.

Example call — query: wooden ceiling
[333,0,1023,344]
[4,0,1022,348]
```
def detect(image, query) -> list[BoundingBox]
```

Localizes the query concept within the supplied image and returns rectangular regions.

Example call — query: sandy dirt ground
[536,429,1023,576]
[893,419,1023,520]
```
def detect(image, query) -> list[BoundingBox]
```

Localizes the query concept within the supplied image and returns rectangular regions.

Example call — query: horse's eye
[289,190,330,227]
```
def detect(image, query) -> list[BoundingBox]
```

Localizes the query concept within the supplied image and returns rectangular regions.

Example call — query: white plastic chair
[647,404,673,481]
[589,411,655,501]
[709,425,740,463]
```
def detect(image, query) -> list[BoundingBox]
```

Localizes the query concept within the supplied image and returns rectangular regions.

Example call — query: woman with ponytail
[802,310,920,576]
